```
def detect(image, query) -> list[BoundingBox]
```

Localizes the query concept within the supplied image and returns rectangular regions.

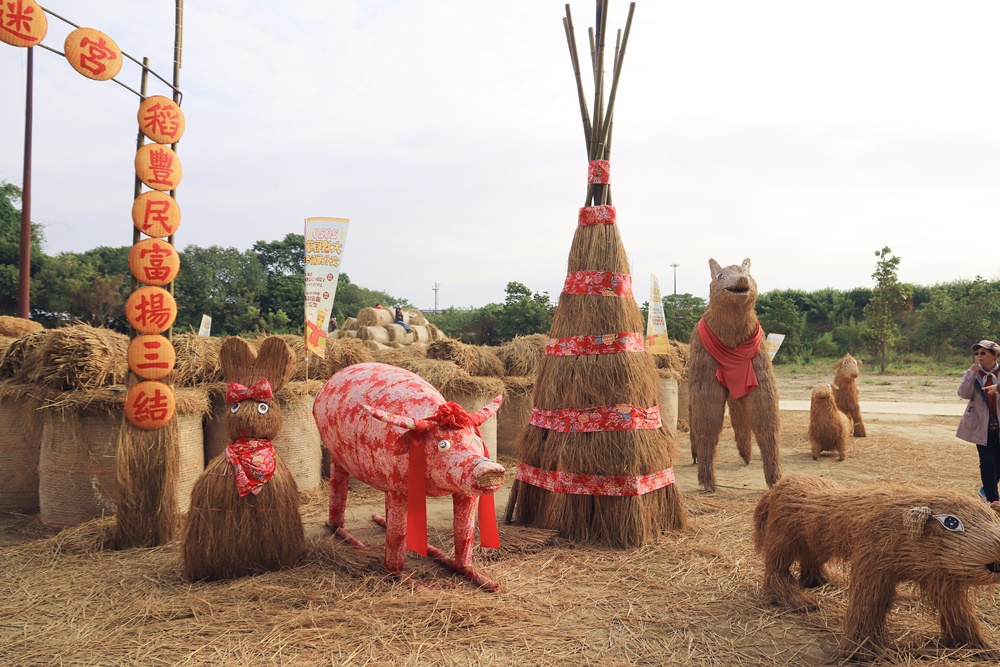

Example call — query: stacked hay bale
[334,307,444,350]
[494,334,546,456]
[0,315,43,338]
[650,339,688,436]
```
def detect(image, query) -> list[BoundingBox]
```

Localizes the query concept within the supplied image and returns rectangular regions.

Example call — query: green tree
[757,292,806,361]
[331,273,411,326]
[862,246,909,372]
[0,181,46,314]
[253,234,306,333]
[496,281,554,342]
[174,245,269,335]
[661,293,706,343]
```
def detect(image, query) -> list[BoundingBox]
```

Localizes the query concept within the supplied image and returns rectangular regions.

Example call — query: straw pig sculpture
[807,382,850,460]
[182,337,305,581]
[754,473,1000,661]
[687,258,780,491]
[833,353,866,437]
[313,362,506,590]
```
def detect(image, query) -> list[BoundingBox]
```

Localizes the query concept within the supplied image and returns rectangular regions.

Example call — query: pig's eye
[230,402,241,414]
[933,514,964,532]
[257,403,269,415]
[437,440,451,451]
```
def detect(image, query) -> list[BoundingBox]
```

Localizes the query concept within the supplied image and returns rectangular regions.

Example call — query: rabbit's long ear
[220,337,257,384]
[252,336,297,392]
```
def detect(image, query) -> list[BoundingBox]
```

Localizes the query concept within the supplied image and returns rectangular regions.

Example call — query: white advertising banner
[304,217,350,358]
[645,273,670,355]
[765,333,785,360]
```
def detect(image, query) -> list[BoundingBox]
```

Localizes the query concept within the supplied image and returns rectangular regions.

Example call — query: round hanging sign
[135,143,182,192]
[127,334,176,381]
[126,286,177,334]
[64,27,122,81]
[137,95,185,144]
[131,191,181,238]
[125,381,176,430]
[0,0,47,47]
[129,238,180,286]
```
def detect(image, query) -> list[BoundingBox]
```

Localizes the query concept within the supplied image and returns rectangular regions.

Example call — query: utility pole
[432,282,440,313]
[670,263,679,296]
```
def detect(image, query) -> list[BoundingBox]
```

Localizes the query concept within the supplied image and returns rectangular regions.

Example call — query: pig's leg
[452,493,477,568]
[382,491,407,573]
[329,464,366,548]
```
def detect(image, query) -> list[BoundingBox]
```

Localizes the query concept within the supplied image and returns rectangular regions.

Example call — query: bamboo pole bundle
[507,1,685,547]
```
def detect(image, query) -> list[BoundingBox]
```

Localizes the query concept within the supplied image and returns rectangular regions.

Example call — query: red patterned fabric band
[578,205,617,226]
[529,403,661,432]
[562,271,633,298]
[226,379,273,404]
[546,332,645,356]
[516,462,675,496]
[588,160,611,184]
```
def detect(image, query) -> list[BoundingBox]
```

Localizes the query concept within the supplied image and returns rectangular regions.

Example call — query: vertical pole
[167,0,184,340]
[132,59,150,299]
[671,263,679,296]
[17,47,34,319]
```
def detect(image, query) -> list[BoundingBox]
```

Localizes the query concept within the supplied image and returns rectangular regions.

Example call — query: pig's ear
[469,394,503,426]
[391,430,424,456]
[363,404,428,432]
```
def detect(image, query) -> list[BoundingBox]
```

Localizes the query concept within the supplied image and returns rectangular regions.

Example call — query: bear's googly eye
[843,361,849,365]
[257,403,269,415]
[230,402,240,414]
[933,514,964,532]
[716,273,723,280]
[437,440,451,451]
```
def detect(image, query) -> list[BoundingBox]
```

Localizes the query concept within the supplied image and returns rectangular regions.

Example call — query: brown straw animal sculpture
[687,258,780,491]
[833,353,866,437]
[753,473,1000,661]
[182,337,305,581]
[807,382,850,461]
[507,1,684,548]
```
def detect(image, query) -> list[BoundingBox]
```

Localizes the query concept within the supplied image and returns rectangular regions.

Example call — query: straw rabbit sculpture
[182,337,305,581]
[755,474,1000,661]
[808,382,851,461]
[833,353,866,437]
[687,258,780,491]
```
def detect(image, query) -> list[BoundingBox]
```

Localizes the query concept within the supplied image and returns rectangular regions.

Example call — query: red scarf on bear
[697,318,763,399]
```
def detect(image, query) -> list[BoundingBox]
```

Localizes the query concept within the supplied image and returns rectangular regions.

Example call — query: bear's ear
[741,258,751,272]
[219,337,256,385]
[252,336,297,392]
[904,506,933,539]
[832,383,840,391]
[709,258,722,277]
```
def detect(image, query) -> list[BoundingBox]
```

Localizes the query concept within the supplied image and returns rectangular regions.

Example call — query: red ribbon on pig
[401,401,500,556]
[696,318,763,399]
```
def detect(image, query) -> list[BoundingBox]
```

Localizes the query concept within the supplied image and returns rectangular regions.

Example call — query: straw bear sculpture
[833,353,866,437]
[313,362,506,590]
[182,337,305,581]
[687,258,780,491]
[754,473,1000,661]
[807,382,851,461]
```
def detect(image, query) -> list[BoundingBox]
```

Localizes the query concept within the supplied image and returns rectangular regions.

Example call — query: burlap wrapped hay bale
[0,315,43,338]
[30,324,129,390]
[173,333,223,386]
[496,334,547,377]
[0,382,46,512]
[37,387,208,526]
[357,325,391,345]
[204,380,324,492]
[426,339,505,377]
[326,336,375,374]
[355,307,394,328]
[655,369,679,436]
[497,376,533,457]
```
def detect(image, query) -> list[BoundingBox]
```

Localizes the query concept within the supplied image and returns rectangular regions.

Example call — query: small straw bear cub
[754,473,1000,661]
[833,353,866,437]
[807,382,851,461]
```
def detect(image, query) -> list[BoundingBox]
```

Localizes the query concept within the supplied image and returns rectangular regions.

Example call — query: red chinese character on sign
[77,35,119,77]
[137,339,171,372]
[1,0,36,40]
[139,241,175,283]
[130,386,172,423]
[146,147,176,188]
[141,102,182,141]
[142,198,174,234]
[133,291,173,330]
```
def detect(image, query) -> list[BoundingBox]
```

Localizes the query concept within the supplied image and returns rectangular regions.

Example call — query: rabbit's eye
[230,402,240,414]
[437,440,451,451]
[257,403,269,415]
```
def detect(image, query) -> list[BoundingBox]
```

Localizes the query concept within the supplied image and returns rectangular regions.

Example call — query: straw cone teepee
[506,1,685,547]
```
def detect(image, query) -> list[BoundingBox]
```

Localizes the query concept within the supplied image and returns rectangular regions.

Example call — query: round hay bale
[173,334,223,386]
[426,339,505,377]
[334,329,357,339]
[405,309,427,326]
[656,373,679,436]
[385,323,415,344]
[362,340,390,351]
[342,316,357,331]
[0,315,43,338]
[357,326,391,345]
[204,381,323,492]
[0,329,51,381]
[496,334,547,377]
[497,376,533,457]
[355,307,394,328]
[426,323,444,342]
[0,383,44,512]
[326,336,375,374]
[410,325,431,344]
[31,325,129,391]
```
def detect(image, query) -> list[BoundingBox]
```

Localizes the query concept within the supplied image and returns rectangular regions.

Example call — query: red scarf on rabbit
[224,380,277,496]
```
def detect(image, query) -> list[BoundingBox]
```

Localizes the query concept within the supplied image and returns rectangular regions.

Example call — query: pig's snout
[473,458,506,492]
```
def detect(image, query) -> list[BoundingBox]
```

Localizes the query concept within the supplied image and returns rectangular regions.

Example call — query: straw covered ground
[2,369,999,666]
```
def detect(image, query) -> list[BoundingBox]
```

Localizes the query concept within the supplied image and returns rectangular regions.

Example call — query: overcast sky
[2,1,998,310]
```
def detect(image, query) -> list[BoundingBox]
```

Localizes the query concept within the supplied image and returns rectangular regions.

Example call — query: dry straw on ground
[426,339,505,377]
